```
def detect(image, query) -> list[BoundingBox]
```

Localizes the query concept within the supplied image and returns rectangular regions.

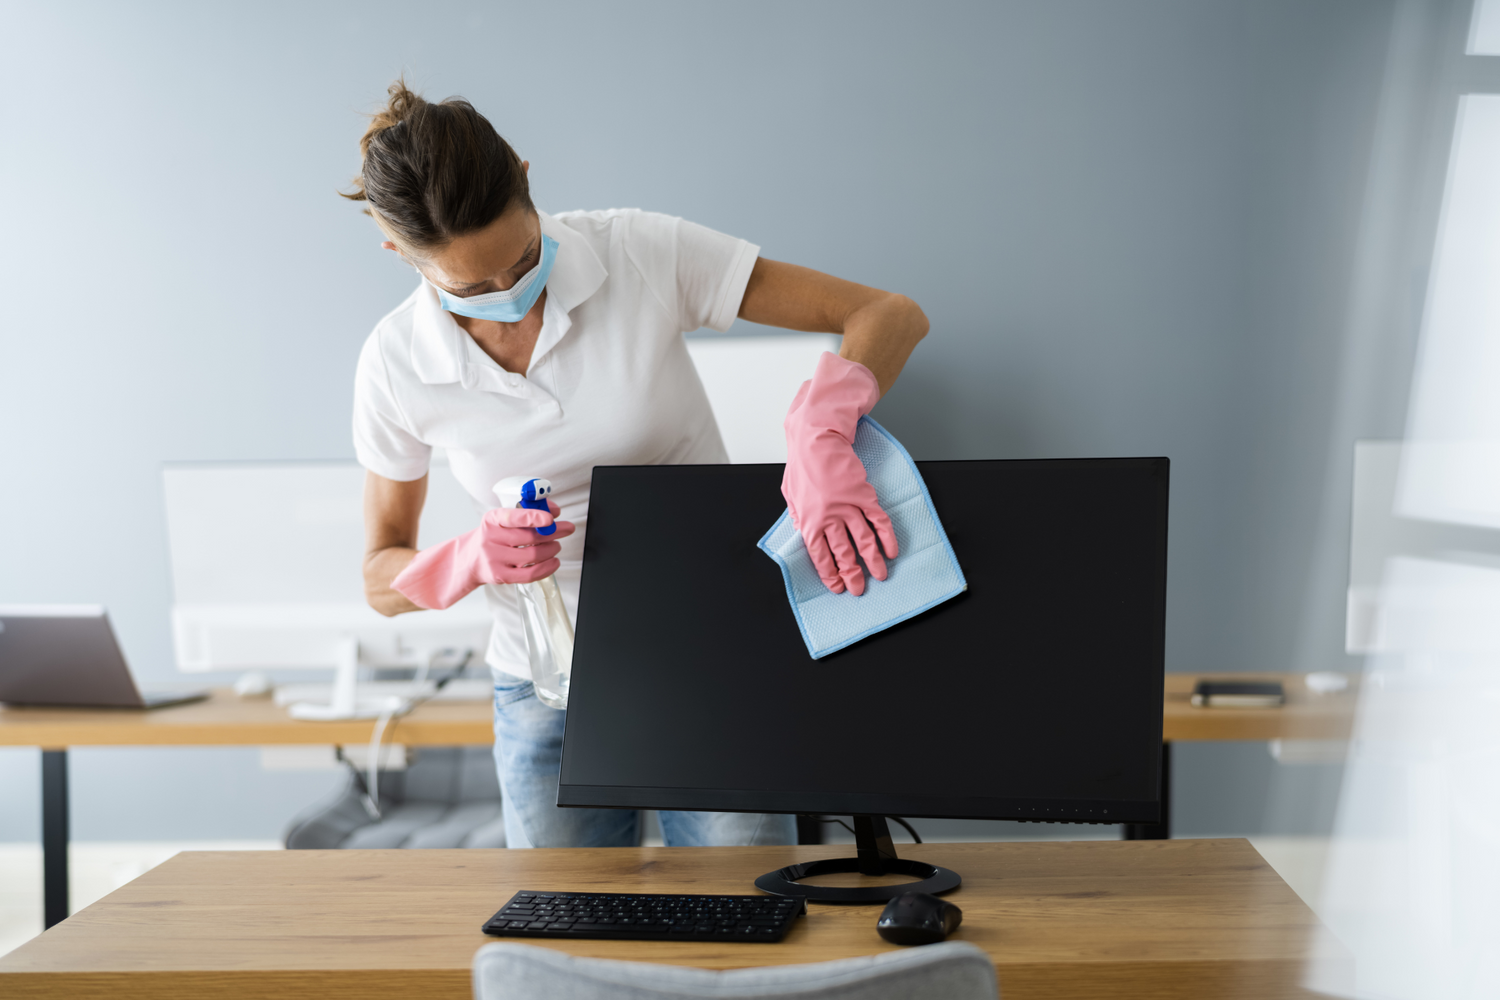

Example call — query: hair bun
[364,79,424,149]
[339,78,531,259]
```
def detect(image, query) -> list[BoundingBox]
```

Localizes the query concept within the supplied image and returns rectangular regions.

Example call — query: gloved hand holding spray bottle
[492,477,573,709]
[389,476,575,710]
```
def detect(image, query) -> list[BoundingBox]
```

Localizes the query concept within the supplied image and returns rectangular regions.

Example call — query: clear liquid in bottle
[516,574,573,709]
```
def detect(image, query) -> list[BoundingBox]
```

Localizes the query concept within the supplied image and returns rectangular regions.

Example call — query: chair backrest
[471,940,998,1000]
[284,746,503,850]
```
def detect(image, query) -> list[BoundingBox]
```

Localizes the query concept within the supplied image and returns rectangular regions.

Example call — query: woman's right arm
[363,470,426,617]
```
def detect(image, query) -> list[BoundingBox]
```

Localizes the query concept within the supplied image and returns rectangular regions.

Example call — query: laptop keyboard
[481,890,806,942]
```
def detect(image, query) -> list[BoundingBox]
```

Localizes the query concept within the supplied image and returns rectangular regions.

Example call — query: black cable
[427,648,474,693]
[337,747,373,796]
[888,816,922,844]
[818,817,857,838]
[815,816,923,844]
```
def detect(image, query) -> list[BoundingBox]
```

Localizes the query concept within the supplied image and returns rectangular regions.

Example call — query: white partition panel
[162,459,490,672]
[685,334,841,464]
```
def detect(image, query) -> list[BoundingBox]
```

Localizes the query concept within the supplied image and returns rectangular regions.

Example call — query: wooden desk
[1162,672,1356,742]
[0,688,494,748]
[0,840,1349,1000]
[0,671,1355,748]
[0,675,1357,929]
[0,690,492,928]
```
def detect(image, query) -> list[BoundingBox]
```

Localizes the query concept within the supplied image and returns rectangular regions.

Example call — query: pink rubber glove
[782,352,899,596]
[391,501,576,610]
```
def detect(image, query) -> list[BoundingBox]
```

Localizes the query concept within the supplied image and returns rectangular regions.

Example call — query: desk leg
[42,749,69,928]
[1123,742,1171,840]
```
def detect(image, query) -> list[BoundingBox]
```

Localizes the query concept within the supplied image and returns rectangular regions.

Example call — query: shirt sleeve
[352,332,432,482]
[623,211,761,334]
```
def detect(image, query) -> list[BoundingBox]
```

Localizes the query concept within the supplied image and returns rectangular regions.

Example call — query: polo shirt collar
[538,210,607,315]
[410,210,608,386]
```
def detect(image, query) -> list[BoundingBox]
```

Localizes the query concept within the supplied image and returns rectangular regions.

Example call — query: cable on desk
[888,816,923,844]
[346,648,475,820]
[816,816,923,844]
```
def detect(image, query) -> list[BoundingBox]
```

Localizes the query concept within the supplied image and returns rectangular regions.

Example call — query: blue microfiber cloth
[758,416,967,659]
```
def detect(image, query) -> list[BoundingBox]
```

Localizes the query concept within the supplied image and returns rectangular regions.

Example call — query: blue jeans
[492,676,797,848]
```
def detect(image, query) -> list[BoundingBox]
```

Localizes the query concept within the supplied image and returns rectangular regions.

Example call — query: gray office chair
[471,941,998,1000]
[284,746,506,849]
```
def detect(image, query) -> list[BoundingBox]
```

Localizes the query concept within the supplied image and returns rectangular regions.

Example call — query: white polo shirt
[353,209,760,679]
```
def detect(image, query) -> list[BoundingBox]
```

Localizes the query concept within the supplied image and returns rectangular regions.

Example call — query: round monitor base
[754,858,961,905]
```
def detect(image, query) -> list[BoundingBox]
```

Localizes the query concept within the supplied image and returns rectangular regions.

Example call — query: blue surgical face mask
[432,233,559,323]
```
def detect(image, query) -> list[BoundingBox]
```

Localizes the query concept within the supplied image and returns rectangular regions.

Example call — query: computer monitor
[560,458,1168,902]
[162,459,493,718]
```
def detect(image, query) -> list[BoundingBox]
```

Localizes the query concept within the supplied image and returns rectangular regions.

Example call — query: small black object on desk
[1190,680,1285,708]
[877,891,963,945]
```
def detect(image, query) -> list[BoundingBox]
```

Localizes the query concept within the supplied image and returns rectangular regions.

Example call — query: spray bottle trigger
[493,477,557,536]
[520,495,555,535]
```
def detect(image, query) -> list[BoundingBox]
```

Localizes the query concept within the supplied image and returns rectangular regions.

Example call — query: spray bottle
[493,476,573,709]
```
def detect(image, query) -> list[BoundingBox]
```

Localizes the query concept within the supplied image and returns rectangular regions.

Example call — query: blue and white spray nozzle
[493,477,557,536]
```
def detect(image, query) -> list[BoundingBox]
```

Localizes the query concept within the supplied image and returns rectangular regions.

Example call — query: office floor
[0,835,1331,960]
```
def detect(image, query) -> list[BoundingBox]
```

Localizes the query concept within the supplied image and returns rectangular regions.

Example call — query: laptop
[0,606,210,709]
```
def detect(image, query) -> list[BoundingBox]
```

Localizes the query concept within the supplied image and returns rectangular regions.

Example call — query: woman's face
[407,204,541,299]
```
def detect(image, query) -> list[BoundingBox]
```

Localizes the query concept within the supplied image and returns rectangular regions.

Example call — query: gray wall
[0,0,1416,841]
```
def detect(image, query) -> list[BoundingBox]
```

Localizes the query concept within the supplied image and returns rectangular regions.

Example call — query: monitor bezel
[556,782,1160,825]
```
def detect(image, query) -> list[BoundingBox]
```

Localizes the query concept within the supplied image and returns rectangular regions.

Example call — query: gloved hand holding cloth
[781,352,899,596]
[392,502,575,610]
[764,350,966,659]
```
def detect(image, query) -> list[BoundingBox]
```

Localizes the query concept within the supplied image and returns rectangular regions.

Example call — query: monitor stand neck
[753,815,961,905]
[854,814,898,874]
[286,637,401,721]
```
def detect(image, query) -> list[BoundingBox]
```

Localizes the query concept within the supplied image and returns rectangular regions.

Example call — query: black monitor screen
[559,458,1168,825]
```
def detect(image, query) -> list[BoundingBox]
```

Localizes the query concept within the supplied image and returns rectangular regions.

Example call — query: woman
[349,81,927,849]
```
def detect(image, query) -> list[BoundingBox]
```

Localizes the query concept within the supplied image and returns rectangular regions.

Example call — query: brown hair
[342,79,532,261]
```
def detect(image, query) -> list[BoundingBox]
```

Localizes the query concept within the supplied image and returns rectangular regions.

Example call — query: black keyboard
[481,890,806,942]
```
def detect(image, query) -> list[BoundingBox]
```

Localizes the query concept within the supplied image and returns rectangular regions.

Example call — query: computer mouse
[876,891,962,945]
[1305,671,1349,694]
[233,670,272,698]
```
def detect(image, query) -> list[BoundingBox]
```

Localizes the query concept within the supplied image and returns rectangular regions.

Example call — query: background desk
[0,673,1357,928]
[1129,672,1357,841]
[0,839,1348,1000]
[1163,672,1355,742]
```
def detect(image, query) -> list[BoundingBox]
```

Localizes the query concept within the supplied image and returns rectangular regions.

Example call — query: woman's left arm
[737,257,929,596]
[737,258,929,394]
